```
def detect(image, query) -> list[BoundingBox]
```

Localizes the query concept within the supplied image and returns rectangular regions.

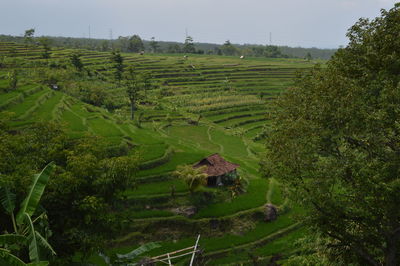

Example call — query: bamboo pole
[189,235,201,266]
[151,246,195,259]
[167,253,172,266]
[159,250,198,261]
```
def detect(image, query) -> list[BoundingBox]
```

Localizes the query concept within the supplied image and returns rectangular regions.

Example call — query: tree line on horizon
[0,33,336,60]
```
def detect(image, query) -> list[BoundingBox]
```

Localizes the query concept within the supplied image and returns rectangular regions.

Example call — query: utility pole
[109,28,113,40]
[269,32,272,45]
[88,25,91,39]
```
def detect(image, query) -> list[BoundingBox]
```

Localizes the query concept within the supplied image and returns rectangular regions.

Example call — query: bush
[189,187,228,208]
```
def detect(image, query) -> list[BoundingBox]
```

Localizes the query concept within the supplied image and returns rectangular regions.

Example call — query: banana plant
[0,162,56,265]
[99,242,161,266]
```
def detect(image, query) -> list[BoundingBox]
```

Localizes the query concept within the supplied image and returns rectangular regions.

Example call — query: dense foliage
[0,34,336,59]
[263,4,400,265]
[0,116,139,262]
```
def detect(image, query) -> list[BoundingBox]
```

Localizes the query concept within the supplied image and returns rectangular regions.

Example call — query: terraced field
[0,41,315,264]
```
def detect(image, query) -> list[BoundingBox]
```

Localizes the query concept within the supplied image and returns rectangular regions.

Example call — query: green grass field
[0,41,316,265]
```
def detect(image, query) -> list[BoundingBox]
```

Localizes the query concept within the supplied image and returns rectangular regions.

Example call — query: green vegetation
[263,4,400,265]
[0,27,314,265]
[0,33,337,59]
[173,165,208,194]
[0,163,56,265]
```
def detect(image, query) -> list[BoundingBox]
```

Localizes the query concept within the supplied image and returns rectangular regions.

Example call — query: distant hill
[0,34,337,60]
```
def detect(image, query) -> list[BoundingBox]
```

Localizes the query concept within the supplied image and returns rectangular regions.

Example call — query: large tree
[23,28,35,47]
[183,36,196,54]
[110,50,124,82]
[38,37,52,59]
[127,35,144,53]
[69,52,83,72]
[0,118,139,262]
[149,37,159,53]
[263,4,400,266]
[124,67,155,120]
[221,40,237,56]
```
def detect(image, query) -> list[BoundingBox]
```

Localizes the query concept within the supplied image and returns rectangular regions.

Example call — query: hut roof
[193,153,239,177]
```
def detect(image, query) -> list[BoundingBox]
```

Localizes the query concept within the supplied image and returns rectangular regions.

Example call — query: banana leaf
[0,234,27,246]
[16,162,55,225]
[24,214,39,262]
[35,232,56,256]
[0,248,27,266]
[116,242,161,260]
[27,262,49,266]
[0,186,16,215]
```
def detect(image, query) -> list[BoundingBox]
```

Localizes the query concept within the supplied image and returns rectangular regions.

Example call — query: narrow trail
[266,178,274,204]
[50,94,66,121]
[242,136,256,158]
[69,106,87,127]
[203,222,302,260]
[207,126,224,154]
[19,90,53,119]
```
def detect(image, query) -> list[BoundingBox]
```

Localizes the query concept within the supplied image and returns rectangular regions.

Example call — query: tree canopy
[183,36,196,54]
[263,4,400,265]
[0,118,139,261]
[128,35,144,53]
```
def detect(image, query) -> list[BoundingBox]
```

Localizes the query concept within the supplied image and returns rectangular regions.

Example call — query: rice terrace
[1,1,400,266]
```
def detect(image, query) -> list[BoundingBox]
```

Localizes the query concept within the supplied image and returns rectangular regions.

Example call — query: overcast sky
[1,0,398,48]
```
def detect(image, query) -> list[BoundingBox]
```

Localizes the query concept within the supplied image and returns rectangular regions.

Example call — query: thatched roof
[193,153,239,177]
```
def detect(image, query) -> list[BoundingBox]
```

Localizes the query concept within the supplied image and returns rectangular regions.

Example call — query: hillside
[0,34,337,59]
[0,41,315,265]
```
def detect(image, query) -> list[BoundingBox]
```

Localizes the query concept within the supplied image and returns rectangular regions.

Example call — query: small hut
[193,153,239,186]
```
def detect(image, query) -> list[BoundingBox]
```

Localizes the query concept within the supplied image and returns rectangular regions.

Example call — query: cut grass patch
[194,178,268,218]
[6,88,49,117]
[166,125,220,151]
[138,151,204,177]
[87,117,124,137]
[124,178,187,197]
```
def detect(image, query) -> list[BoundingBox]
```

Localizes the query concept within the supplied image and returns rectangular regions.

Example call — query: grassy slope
[0,42,316,264]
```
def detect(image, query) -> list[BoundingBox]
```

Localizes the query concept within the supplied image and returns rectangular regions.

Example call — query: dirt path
[207,126,224,154]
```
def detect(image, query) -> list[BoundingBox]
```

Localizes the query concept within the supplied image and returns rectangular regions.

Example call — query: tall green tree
[100,40,109,51]
[38,37,52,59]
[221,40,237,56]
[23,28,35,47]
[127,35,144,53]
[110,50,124,82]
[263,4,400,265]
[69,52,83,72]
[149,37,159,53]
[124,67,156,120]
[183,36,196,54]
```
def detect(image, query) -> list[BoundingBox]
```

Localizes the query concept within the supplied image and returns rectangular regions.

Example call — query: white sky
[1,0,398,48]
